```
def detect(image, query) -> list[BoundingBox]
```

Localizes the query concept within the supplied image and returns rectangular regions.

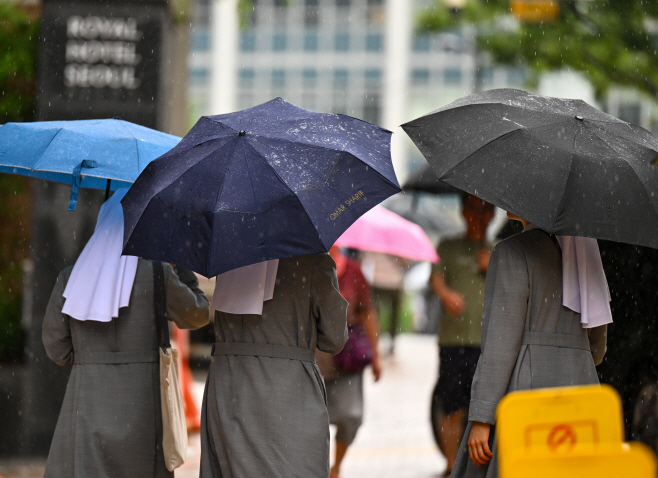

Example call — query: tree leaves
[418,0,658,99]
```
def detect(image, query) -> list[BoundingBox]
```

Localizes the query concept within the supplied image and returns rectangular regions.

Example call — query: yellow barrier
[497,385,657,477]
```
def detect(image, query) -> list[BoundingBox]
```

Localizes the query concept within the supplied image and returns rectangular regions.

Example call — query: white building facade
[188,0,535,180]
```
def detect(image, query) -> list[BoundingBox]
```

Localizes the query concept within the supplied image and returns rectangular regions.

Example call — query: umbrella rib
[240,139,325,241]
[118,121,142,175]
[31,128,68,170]
[440,127,524,180]
[248,138,342,185]
[550,126,579,231]
[152,140,230,202]
[588,127,658,225]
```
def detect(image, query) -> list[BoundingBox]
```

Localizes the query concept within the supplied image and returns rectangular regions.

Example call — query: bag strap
[153,261,170,349]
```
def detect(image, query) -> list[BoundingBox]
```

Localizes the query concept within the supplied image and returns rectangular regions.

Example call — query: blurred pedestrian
[317,247,381,478]
[42,189,210,478]
[430,194,494,476]
[451,212,609,478]
[361,251,406,354]
[199,253,348,478]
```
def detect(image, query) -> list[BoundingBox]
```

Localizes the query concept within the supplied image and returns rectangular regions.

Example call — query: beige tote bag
[154,262,188,471]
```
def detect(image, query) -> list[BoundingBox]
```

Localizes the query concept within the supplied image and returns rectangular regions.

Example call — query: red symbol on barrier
[547,424,577,453]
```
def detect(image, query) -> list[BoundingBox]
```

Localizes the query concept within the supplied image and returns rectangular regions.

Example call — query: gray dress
[452,229,607,478]
[42,260,210,478]
[199,253,348,478]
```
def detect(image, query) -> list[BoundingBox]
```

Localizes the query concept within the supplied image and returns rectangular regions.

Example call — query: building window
[411,68,430,85]
[239,68,255,88]
[363,94,381,125]
[619,103,641,125]
[304,32,319,51]
[507,68,526,85]
[334,69,349,87]
[305,0,319,25]
[240,32,256,51]
[191,29,210,51]
[365,68,382,87]
[444,68,462,85]
[478,67,494,86]
[272,69,286,88]
[303,69,317,87]
[335,33,350,52]
[190,68,210,86]
[413,34,431,51]
[273,32,287,51]
[365,33,383,52]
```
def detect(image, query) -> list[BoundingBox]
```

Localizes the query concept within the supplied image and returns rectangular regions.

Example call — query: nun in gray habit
[199,253,348,478]
[42,189,210,478]
[451,213,609,478]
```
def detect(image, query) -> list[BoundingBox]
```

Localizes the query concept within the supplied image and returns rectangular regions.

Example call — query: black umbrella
[403,164,462,195]
[402,88,658,249]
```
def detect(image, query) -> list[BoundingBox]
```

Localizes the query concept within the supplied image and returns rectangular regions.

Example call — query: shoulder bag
[153,261,188,472]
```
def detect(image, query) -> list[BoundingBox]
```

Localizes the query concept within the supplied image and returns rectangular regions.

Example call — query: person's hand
[468,422,493,465]
[443,290,465,316]
[371,355,382,382]
[477,248,491,274]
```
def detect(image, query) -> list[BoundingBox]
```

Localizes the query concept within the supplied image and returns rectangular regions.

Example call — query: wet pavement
[1,334,447,478]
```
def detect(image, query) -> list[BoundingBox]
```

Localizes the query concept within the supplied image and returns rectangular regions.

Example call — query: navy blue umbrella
[121,98,401,277]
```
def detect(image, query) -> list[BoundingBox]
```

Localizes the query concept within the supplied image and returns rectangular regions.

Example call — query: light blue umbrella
[0,119,181,210]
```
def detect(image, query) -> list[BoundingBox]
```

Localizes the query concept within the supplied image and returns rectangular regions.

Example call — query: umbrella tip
[238,130,246,136]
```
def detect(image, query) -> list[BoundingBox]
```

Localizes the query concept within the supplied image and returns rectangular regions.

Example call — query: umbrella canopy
[121,98,401,277]
[403,164,462,195]
[334,205,438,263]
[402,88,658,249]
[0,119,181,210]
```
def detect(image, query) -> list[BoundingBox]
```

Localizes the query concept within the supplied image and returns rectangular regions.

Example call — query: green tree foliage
[417,0,658,99]
[0,2,38,122]
[0,2,37,362]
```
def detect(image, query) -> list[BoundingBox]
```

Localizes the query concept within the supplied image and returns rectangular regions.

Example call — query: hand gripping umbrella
[402,88,658,249]
[0,119,181,210]
[121,98,401,277]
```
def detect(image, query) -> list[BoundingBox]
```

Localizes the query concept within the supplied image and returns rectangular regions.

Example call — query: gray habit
[42,260,210,478]
[452,229,607,478]
[199,253,348,478]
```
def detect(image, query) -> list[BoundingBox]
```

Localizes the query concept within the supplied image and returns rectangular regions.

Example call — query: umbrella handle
[68,160,98,211]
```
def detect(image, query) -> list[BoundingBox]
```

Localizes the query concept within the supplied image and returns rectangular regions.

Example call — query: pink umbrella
[335,206,439,263]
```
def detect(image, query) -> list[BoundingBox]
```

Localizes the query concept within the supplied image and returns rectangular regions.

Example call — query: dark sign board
[38,1,168,128]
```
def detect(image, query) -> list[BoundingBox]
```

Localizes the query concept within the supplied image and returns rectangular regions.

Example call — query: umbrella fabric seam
[440,128,524,181]
[246,130,388,164]
[118,121,142,177]
[588,120,658,154]
[550,124,580,231]
[247,136,344,187]
[416,101,588,123]
[122,142,228,239]
[225,139,330,249]
[157,138,235,203]
[242,97,280,132]
[32,128,78,169]
[587,126,658,226]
